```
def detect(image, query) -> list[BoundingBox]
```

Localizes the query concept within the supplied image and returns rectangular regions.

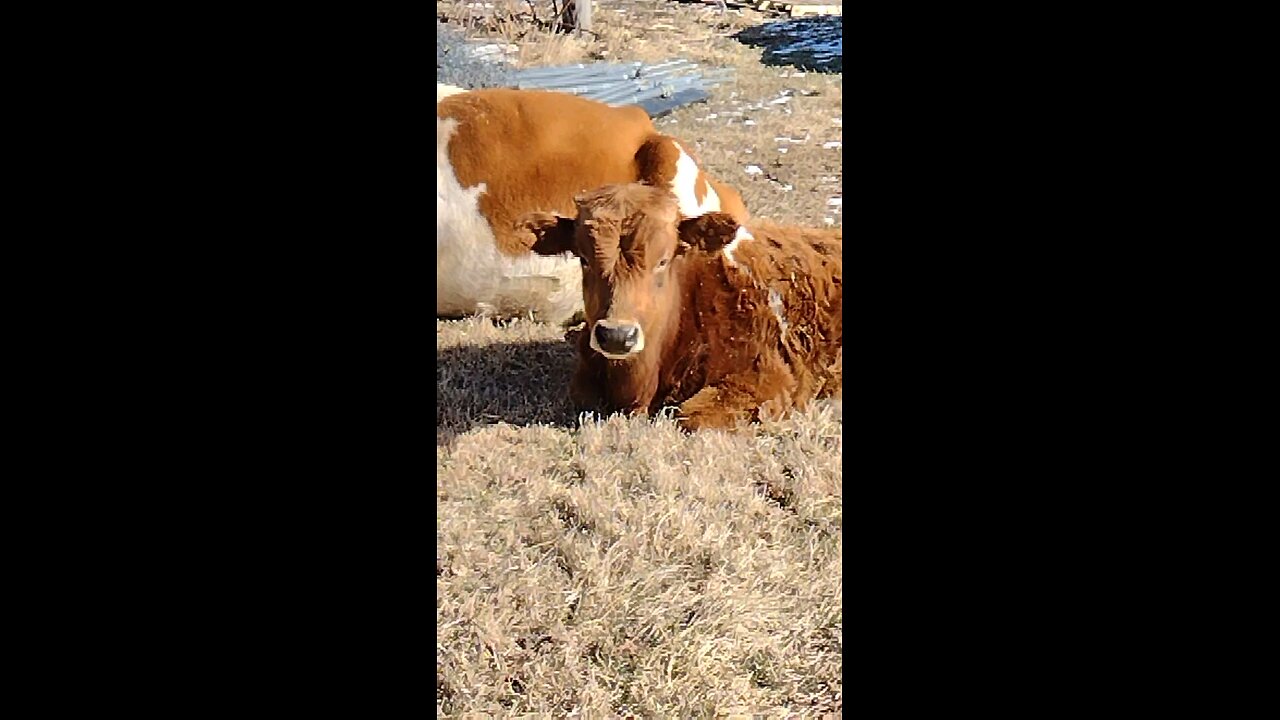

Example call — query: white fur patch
[768,288,789,338]
[670,141,721,218]
[722,226,754,269]
[436,116,583,322]
[722,226,786,336]
[436,83,468,102]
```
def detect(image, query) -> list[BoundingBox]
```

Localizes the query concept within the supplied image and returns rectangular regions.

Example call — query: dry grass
[438,2,842,715]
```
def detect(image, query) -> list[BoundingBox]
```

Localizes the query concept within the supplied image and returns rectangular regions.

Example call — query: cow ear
[517,212,577,256]
[677,212,740,253]
[634,134,682,187]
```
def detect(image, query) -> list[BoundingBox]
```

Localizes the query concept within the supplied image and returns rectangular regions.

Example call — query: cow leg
[677,363,797,431]
[675,385,754,430]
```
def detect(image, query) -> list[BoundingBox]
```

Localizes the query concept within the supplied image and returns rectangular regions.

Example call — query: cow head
[519,183,703,362]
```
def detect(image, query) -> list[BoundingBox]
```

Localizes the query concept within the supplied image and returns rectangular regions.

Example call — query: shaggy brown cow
[519,183,841,430]
[437,87,750,324]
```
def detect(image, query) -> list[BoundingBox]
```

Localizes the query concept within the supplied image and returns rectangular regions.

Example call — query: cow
[437,86,749,324]
[517,183,841,430]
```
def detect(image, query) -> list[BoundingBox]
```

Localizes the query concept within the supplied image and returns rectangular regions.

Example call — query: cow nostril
[594,323,640,354]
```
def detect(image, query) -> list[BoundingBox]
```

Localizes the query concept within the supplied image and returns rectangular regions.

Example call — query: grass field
[437,2,843,715]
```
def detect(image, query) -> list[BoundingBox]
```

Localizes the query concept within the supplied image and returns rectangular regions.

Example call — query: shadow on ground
[734,15,842,73]
[436,336,580,445]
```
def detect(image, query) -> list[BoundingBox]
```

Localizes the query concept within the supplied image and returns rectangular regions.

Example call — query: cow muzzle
[590,319,645,359]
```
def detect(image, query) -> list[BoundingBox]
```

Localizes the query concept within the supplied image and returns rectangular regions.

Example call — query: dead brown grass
[438,2,842,715]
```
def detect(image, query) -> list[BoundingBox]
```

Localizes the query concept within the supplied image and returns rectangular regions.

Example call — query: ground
[437,2,843,715]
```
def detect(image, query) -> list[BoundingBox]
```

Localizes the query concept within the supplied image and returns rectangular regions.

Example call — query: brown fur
[634,135,682,189]
[438,89,749,257]
[520,184,842,430]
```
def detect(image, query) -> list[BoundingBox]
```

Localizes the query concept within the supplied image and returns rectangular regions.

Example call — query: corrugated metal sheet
[508,58,734,118]
[438,17,731,118]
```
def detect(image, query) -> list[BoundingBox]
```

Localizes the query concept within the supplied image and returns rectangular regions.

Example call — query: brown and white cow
[518,183,841,430]
[437,86,748,324]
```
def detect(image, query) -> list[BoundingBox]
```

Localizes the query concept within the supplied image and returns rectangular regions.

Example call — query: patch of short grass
[437,317,842,716]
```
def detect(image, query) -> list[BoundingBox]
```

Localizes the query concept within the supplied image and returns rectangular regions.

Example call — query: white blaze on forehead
[669,141,722,218]
[722,226,754,269]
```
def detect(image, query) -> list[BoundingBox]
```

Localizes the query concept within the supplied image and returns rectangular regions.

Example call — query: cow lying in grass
[518,183,841,430]
[437,86,749,324]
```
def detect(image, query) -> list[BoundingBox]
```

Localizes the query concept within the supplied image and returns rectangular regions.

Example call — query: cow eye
[655,257,670,272]
[578,257,588,268]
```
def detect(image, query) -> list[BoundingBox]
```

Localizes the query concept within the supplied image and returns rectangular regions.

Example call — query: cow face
[520,184,685,361]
